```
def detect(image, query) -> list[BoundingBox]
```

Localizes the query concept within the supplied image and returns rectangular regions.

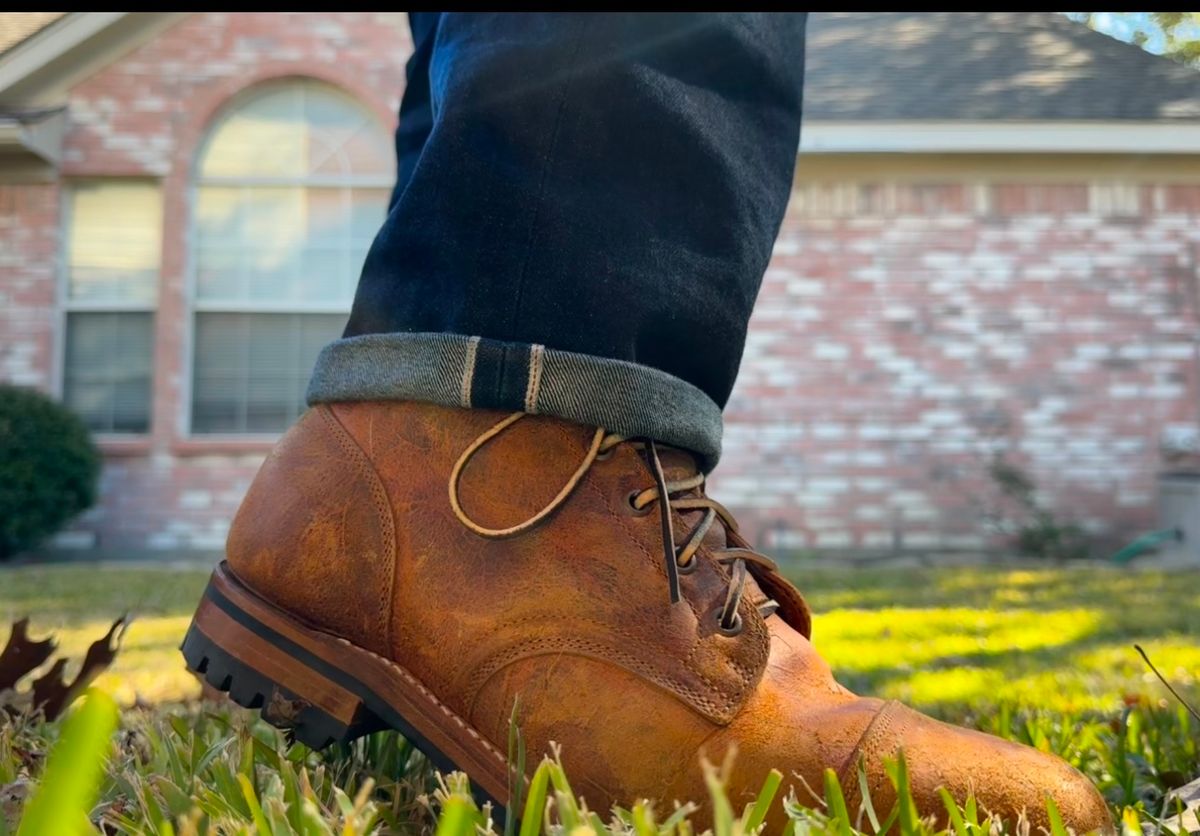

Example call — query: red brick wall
[715,181,1200,552]
[0,13,1198,556]
[0,184,59,390]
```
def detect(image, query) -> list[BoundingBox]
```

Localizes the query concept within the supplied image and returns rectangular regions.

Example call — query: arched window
[190,80,394,434]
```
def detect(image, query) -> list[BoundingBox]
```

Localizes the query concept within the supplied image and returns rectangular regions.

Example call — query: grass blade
[237,773,272,835]
[938,787,969,836]
[1044,794,1069,836]
[823,768,853,836]
[702,755,736,836]
[506,699,526,836]
[436,796,478,836]
[743,769,783,832]
[631,802,657,836]
[857,762,882,834]
[17,689,118,836]
[519,761,552,836]
[883,752,918,836]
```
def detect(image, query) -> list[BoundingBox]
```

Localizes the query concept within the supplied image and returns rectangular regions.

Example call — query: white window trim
[192,301,353,314]
[57,178,161,438]
[198,175,395,188]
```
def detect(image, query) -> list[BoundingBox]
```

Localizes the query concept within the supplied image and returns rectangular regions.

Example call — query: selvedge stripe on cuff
[460,336,481,408]
[525,344,545,414]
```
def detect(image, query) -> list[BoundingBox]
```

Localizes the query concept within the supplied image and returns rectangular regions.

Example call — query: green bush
[0,384,100,559]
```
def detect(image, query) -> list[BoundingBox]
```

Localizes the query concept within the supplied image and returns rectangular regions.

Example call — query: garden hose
[1109,527,1183,564]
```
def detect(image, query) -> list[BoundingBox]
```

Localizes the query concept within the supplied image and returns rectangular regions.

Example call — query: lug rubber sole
[181,562,512,809]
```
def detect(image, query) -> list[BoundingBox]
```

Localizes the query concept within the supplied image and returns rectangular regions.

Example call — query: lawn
[1,561,1197,833]
[7,561,1194,715]
[803,564,1200,714]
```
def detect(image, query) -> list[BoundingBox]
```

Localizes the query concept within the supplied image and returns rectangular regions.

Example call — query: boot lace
[448,413,779,635]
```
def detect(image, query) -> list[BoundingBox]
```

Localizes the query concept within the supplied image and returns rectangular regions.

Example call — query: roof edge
[0,12,127,101]
[801,121,1200,154]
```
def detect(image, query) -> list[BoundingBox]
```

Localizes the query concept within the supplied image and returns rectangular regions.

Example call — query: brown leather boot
[182,401,1113,833]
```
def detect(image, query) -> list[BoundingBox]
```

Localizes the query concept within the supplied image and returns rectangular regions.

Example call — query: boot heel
[182,597,384,750]
[180,563,512,809]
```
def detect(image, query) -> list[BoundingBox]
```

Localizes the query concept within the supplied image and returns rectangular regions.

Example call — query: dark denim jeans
[309,13,808,467]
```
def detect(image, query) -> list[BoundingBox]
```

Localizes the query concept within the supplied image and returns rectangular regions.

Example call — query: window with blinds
[191,313,345,433]
[62,180,161,434]
[190,81,393,434]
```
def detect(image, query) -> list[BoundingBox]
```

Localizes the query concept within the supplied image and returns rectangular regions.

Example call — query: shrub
[0,385,100,559]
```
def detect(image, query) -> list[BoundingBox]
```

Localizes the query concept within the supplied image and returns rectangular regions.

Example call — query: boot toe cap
[849,701,1113,835]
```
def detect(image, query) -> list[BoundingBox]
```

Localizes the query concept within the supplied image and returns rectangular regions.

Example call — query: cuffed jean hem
[306,333,723,469]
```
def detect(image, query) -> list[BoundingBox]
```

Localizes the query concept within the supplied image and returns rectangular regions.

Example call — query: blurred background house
[0,12,1198,557]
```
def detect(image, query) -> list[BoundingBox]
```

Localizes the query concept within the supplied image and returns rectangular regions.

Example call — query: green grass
[801,565,1200,714]
[0,562,1196,833]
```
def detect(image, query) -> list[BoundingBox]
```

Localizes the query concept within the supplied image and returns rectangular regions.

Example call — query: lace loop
[449,412,606,538]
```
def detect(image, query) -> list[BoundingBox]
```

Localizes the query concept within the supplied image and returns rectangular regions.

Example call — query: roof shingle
[0,13,64,57]
[806,12,1200,120]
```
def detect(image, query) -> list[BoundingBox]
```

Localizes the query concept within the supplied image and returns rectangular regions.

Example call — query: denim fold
[307,332,724,469]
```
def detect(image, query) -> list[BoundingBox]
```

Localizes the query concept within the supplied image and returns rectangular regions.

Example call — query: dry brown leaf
[0,619,55,692]
[29,659,69,720]
[0,615,127,722]
[30,616,127,721]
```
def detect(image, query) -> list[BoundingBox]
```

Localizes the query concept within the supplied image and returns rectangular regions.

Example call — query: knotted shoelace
[448,413,779,635]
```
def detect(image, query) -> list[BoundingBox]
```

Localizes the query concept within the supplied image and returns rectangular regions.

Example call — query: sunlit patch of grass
[815,606,1100,671]
[890,666,1122,712]
[1075,640,1200,690]
[798,565,1200,714]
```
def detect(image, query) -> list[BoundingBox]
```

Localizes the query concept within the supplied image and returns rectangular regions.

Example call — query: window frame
[183,79,394,439]
[56,177,162,440]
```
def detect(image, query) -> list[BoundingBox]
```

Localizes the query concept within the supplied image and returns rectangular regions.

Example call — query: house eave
[800,121,1200,154]
[0,13,126,102]
[0,13,185,108]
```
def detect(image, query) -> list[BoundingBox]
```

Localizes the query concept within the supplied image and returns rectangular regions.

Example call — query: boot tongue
[654,446,702,485]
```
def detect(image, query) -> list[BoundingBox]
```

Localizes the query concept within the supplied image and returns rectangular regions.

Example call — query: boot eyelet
[676,554,698,575]
[716,611,744,637]
[596,448,614,462]
[626,491,651,515]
